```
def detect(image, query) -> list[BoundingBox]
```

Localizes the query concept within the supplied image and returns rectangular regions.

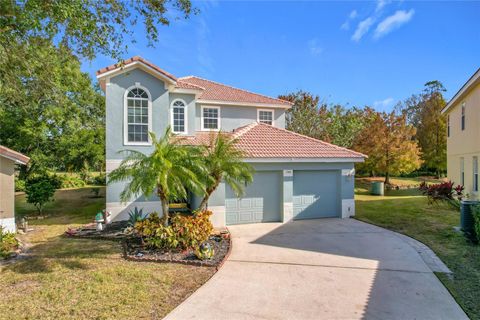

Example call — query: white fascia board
[244,157,365,163]
[442,68,480,114]
[196,99,292,109]
[96,62,176,87]
[0,154,28,165]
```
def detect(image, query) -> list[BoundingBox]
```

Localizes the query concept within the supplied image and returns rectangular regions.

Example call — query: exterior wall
[0,157,16,232]
[446,82,480,198]
[195,104,286,131]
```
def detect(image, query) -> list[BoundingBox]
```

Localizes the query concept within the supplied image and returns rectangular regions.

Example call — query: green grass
[0,188,214,320]
[355,184,480,319]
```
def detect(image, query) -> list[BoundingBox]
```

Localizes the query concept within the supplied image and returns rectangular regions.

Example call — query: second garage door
[293,170,340,220]
[225,171,282,225]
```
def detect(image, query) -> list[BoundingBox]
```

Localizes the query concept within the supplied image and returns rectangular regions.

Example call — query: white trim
[97,61,175,89]
[282,202,294,223]
[169,87,203,96]
[0,154,28,165]
[200,105,221,131]
[0,217,16,233]
[197,99,291,109]
[170,99,188,134]
[257,108,274,126]
[244,157,365,163]
[442,68,480,114]
[123,84,153,146]
[341,199,355,218]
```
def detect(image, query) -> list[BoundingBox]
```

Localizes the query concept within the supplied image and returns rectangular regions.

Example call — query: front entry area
[225,171,282,225]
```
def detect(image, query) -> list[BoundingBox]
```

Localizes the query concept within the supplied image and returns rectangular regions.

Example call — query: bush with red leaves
[419,181,464,205]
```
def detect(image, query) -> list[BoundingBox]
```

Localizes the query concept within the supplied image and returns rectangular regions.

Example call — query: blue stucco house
[97,56,365,227]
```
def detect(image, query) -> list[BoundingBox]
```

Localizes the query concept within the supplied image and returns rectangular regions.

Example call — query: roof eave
[196,99,292,109]
[442,67,480,114]
[96,61,177,86]
[244,157,365,163]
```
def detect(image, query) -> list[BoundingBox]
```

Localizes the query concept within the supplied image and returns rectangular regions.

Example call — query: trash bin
[460,200,478,234]
[371,181,384,196]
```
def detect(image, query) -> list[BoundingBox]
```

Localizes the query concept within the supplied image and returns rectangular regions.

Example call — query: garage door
[293,170,339,220]
[225,171,282,225]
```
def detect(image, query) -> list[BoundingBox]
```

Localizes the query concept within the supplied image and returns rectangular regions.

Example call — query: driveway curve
[165,219,467,320]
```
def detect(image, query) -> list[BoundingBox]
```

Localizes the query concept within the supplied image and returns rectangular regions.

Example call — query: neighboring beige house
[442,68,480,197]
[0,145,29,233]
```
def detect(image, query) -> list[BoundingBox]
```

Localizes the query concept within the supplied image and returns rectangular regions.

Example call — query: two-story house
[97,56,365,227]
[442,68,480,197]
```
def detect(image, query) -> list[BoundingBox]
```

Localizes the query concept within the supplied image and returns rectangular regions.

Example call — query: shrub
[472,205,480,243]
[92,173,106,186]
[127,207,147,227]
[25,176,56,214]
[0,226,19,259]
[134,210,214,251]
[419,181,464,207]
[59,174,86,189]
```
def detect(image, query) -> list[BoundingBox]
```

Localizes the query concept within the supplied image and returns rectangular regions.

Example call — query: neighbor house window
[447,114,450,137]
[461,103,466,131]
[474,156,478,192]
[125,86,150,144]
[258,109,274,125]
[171,99,187,133]
[201,106,220,130]
[460,157,465,186]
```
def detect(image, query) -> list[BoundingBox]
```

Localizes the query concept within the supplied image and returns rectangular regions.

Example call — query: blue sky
[82,0,480,111]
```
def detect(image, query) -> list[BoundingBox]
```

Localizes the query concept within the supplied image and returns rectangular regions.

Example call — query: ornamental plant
[0,226,19,259]
[419,181,464,207]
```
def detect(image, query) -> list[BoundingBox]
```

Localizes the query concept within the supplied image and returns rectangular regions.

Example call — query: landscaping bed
[123,233,231,268]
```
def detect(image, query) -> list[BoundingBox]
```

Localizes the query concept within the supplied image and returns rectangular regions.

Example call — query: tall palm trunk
[158,188,169,226]
[198,176,221,212]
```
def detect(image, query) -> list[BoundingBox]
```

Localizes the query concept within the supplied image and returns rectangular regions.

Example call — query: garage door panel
[226,171,281,225]
[293,171,339,219]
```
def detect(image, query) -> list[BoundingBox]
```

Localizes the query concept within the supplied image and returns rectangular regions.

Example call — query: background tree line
[280,81,447,183]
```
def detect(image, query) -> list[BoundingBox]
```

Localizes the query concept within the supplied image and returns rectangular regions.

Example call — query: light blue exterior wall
[195,105,286,131]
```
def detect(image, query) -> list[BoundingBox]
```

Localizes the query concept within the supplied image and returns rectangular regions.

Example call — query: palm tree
[108,128,206,225]
[198,132,254,211]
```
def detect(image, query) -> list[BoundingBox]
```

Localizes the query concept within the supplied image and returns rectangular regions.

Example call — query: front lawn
[0,188,214,319]
[355,184,480,319]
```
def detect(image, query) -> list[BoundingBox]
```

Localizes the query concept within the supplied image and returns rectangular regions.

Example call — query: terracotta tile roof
[178,76,292,107]
[97,56,292,107]
[96,56,177,82]
[175,123,366,160]
[0,145,30,165]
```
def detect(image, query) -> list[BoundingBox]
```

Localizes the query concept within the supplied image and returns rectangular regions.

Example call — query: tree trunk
[198,177,222,212]
[157,188,169,226]
[385,171,390,185]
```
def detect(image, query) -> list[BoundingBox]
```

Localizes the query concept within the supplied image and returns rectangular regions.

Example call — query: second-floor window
[202,106,220,130]
[447,114,450,137]
[461,102,466,131]
[125,86,151,144]
[258,109,273,125]
[171,99,187,134]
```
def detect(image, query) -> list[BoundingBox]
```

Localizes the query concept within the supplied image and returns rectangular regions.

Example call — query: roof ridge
[231,122,259,139]
[179,76,293,106]
[176,79,206,91]
[255,123,367,158]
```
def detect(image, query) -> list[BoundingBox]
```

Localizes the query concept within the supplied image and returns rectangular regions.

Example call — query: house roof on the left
[96,56,293,108]
[0,145,30,165]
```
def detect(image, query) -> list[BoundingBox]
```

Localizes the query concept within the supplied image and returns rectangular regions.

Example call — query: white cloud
[375,0,390,13]
[374,9,415,39]
[341,10,358,31]
[374,97,395,110]
[351,17,375,42]
[308,38,323,56]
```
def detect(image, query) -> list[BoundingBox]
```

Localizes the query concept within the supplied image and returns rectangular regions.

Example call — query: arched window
[171,99,187,133]
[125,86,151,144]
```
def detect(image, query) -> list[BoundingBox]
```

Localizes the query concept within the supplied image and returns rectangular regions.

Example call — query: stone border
[122,232,232,270]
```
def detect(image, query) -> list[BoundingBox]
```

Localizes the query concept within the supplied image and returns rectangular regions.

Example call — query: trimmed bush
[134,211,214,251]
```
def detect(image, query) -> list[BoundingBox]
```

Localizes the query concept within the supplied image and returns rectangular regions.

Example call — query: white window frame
[201,106,221,131]
[124,84,153,146]
[170,99,188,134]
[460,157,465,186]
[474,156,478,192]
[257,109,274,126]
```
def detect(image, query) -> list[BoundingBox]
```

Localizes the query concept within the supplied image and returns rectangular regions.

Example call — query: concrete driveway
[165,219,468,320]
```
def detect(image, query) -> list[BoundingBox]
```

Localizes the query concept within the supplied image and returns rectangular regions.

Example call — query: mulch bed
[123,234,231,269]
[65,222,231,268]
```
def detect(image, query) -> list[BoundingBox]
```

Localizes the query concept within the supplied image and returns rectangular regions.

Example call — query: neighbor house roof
[96,56,292,108]
[177,123,366,161]
[0,145,30,165]
[442,67,480,114]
